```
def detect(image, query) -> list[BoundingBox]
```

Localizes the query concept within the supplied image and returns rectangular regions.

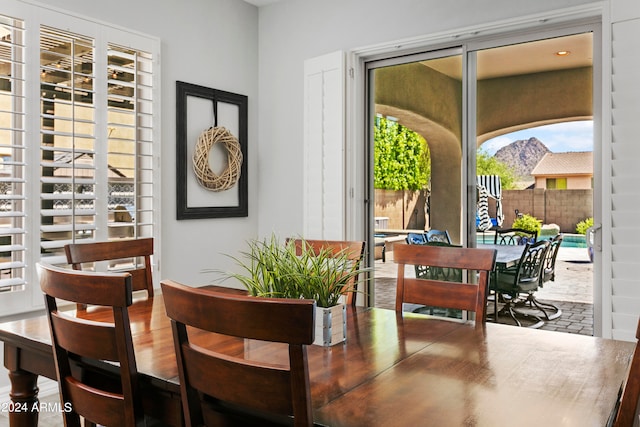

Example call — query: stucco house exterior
[531,152,593,189]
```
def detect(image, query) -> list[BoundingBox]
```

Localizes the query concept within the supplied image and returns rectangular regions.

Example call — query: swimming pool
[476,233,587,248]
[560,234,587,248]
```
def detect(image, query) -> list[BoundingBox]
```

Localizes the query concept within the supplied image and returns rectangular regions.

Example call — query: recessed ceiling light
[555,51,571,57]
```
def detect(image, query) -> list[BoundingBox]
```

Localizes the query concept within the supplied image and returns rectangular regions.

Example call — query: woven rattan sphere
[192,127,242,192]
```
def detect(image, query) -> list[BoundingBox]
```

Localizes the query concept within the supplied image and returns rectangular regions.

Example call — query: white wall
[255,0,598,237]
[37,0,261,287]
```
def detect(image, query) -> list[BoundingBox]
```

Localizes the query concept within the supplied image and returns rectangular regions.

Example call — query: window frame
[0,2,161,317]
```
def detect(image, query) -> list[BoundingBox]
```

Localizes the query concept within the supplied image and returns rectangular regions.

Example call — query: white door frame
[346,4,606,334]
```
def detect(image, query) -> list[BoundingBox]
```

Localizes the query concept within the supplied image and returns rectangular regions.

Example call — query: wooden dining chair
[393,243,496,324]
[404,241,464,319]
[287,238,365,306]
[161,280,316,427]
[613,317,640,427]
[38,263,145,427]
[65,237,154,309]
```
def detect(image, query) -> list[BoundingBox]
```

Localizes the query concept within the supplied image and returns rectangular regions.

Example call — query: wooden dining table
[0,285,633,427]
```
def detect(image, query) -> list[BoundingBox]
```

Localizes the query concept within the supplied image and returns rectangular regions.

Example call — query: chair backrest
[541,233,563,284]
[161,280,316,427]
[38,263,144,427]
[287,238,365,306]
[494,228,537,245]
[406,232,427,245]
[511,240,550,288]
[613,317,640,427]
[65,238,154,307]
[425,229,452,244]
[410,241,463,282]
[393,243,496,324]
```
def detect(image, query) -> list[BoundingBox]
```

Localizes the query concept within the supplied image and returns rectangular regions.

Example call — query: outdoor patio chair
[406,233,427,245]
[425,229,452,244]
[494,228,537,245]
[541,233,564,285]
[490,239,550,328]
[504,233,565,321]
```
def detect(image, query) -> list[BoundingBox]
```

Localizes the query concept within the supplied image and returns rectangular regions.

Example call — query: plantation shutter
[39,27,97,264]
[0,16,26,294]
[106,45,154,239]
[303,51,345,240]
[609,1,640,341]
[0,2,159,317]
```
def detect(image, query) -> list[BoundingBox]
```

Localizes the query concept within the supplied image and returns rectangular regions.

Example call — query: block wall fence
[374,189,593,234]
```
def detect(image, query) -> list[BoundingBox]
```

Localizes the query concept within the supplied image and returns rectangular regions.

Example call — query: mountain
[494,137,550,180]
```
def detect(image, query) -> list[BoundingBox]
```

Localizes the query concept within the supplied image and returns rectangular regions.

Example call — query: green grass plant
[220,235,366,308]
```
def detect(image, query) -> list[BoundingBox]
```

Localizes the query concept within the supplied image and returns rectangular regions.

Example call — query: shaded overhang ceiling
[424,32,593,80]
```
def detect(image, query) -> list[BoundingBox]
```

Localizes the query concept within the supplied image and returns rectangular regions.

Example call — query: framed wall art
[176,81,248,219]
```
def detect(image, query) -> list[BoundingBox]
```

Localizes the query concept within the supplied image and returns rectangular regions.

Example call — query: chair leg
[516,294,562,321]
[495,294,545,329]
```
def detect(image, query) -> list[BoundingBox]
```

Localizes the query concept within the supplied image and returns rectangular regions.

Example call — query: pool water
[476,233,587,248]
[557,234,587,248]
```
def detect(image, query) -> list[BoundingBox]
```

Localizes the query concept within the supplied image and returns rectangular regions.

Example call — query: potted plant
[220,235,367,346]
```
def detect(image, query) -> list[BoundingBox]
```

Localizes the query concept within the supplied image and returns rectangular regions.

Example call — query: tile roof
[531,151,593,176]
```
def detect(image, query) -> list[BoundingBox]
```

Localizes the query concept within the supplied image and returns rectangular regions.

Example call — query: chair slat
[51,313,119,361]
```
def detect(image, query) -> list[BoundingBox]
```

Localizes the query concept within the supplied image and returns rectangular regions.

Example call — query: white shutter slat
[0,278,26,288]
[41,223,94,233]
[40,177,95,185]
[40,209,96,217]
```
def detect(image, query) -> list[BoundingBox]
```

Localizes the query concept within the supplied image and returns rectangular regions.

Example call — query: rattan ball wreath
[192,126,243,192]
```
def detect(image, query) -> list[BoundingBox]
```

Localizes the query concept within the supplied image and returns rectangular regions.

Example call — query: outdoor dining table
[477,243,525,269]
[0,285,633,427]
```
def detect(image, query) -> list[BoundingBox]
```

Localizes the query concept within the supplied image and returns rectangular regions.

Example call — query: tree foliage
[476,150,518,190]
[374,117,430,191]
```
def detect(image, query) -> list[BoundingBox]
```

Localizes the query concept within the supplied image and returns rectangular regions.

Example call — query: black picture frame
[176,81,248,219]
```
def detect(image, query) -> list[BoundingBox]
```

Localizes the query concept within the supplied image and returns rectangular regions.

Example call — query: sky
[480,121,594,156]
